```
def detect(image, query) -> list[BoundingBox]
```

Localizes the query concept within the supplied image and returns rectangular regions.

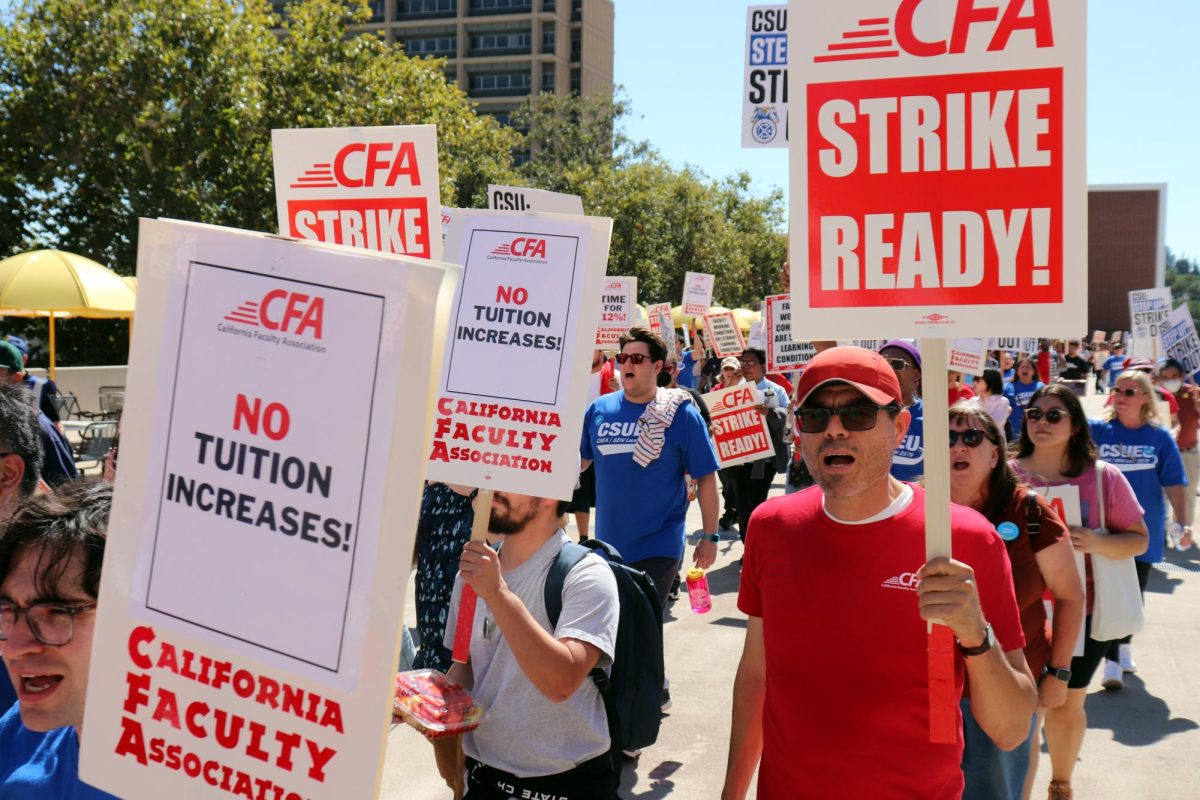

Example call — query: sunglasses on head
[615,353,653,365]
[949,429,991,448]
[1025,407,1067,424]
[795,404,891,434]
[1110,387,1141,398]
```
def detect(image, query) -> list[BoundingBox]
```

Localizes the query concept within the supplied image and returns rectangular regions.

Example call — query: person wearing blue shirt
[1008,356,1045,435]
[0,480,117,799]
[1101,345,1127,391]
[0,343,77,488]
[879,340,924,481]
[1089,370,1188,690]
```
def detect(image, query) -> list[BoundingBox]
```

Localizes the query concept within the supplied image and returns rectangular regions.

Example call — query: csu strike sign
[272,125,442,261]
[788,0,1085,338]
[81,220,458,799]
[428,210,611,499]
[743,5,789,148]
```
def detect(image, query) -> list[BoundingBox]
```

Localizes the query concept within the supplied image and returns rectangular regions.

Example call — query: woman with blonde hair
[1088,369,1188,689]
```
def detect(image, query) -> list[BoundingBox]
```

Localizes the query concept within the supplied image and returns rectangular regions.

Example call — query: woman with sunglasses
[948,404,1083,800]
[1011,385,1148,800]
[1088,370,1188,689]
[1008,356,1045,436]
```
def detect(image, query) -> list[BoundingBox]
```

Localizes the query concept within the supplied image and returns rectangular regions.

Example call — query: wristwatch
[703,532,720,543]
[957,622,995,657]
[1044,664,1072,683]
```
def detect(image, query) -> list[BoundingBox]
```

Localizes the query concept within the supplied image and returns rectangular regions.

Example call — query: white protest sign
[272,125,442,261]
[81,219,458,799]
[748,320,767,350]
[1128,288,1173,360]
[1092,329,1104,344]
[704,310,747,358]
[647,302,675,355]
[764,293,815,371]
[1162,305,1200,377]
[788,1,1086,339]
[441,205,454,251]
[988,337,1039,354]
[743,5,788,148]
[488,184,585,215]
[682,271,715,317]
[1039,483,1086,658]
[703,383,774,467]
[427,209,611,499]
[595,277,637,348]
[948,338,987,376]
[850,339,888,351]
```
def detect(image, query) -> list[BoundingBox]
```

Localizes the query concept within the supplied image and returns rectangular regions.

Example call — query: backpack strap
[544,541,592,631]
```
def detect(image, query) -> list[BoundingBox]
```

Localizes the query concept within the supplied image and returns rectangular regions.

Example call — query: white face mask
[1161,379,1183,393]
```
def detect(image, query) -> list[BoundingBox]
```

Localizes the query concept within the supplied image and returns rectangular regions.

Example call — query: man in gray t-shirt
[438,491,619,799]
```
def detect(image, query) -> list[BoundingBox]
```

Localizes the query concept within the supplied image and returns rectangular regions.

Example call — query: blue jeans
[960,698,1036,800]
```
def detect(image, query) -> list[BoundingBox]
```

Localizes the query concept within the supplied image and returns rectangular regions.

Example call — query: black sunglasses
[1110,387,1141,398]
[795,404,891,434]
[949,429,991,448]
[1025,407,1067,424]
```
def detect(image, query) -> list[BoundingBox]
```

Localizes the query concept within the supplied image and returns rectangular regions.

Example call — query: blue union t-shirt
[890,398,924,482]
[1089,418,1187,563]
[580,391,720,563]
[1009,380,1045,433]
[0,705,118,799]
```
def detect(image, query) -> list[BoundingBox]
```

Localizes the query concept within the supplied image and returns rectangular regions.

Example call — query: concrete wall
[27,366,127,414]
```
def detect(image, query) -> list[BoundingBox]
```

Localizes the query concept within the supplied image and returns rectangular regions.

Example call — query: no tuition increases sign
[81,220,458,799]
[789,0,1085,339]
[272,125,442,261]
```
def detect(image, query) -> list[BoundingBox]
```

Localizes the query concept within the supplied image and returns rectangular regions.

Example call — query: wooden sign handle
[918,338,956,744]
[451,489,494,665]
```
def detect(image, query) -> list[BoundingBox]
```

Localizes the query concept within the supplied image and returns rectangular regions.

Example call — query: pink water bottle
[685,568,712,614]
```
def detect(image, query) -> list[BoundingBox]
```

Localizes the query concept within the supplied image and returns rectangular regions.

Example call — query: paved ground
[384,387,1200,799]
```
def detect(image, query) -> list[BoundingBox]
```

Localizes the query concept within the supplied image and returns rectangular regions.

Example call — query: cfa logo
[491,238,548,259]
[225,290,325,339]
[881,571,919,591]
[816,0,1053,63]
[290,142,422,190]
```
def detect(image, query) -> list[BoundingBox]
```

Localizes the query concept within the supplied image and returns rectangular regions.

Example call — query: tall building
[275,0,615,126]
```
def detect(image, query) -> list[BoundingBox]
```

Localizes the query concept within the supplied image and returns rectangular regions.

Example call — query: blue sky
[614,1,1200,260]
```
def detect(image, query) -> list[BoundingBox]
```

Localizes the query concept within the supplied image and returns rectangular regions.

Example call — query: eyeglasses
[1110,387,1141,398]
[949,429,992,448]
[795,404,891,433]
[740,360,760,368]
[1025,407,1067,424]
[615,353,653,365]
[884,358,911,372]
[0,601,98,646]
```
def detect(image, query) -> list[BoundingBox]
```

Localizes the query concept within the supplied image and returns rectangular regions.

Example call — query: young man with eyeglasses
[0,478,116,798]
[580,328,720,713]
[722,347,1035,800]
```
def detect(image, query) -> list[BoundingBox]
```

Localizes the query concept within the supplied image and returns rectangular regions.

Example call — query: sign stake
[451,488,494,665]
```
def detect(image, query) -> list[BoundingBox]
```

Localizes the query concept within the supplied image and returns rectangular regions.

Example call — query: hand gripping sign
[272,125,442,261]
[79,220,459,800]
[790,0,1085,743]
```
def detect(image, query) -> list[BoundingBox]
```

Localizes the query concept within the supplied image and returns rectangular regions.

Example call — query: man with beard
[436,491,619,799]
[722,347,1035,800]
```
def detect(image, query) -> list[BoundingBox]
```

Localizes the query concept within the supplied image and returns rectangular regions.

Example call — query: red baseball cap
[795,346,904,407]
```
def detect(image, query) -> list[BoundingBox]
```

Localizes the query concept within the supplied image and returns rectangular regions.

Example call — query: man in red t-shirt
[722,347,1036,800]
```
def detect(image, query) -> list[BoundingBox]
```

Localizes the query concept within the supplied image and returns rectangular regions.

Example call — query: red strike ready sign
[789,0,1085,339]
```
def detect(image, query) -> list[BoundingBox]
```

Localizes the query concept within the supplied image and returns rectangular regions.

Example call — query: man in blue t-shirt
[1102,343,1127,390]
[0,480,117,799]
[879,340,924,482]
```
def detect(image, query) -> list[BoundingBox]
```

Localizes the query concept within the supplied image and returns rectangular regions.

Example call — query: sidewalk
[384,386,1200,798]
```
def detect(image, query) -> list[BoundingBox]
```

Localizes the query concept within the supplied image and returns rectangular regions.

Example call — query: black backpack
[544,538,664,753]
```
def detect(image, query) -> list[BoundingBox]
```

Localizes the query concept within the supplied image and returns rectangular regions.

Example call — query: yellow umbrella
[0,250,136,379]
[731,308,760,332]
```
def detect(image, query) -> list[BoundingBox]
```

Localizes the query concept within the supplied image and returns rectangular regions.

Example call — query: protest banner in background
[988,337,1039,354]
[682,271,715,317]
[1128,287,1173,360]
[1162,305,1200,377]
[764,293,815,371]
[647,302,675,354]
[704,310,747,358]
[1040,483,1086,656]
[949,339,987,376]
[851,339,887,351]
[427,209,610,500]
[748,320,767,350]
[743,5,788,148]
[703,384,773,467]
[1092,330,1104,344]
[441,206,454,251]
[272,125,441,261]
[788,1,1086,339]
[595,277,637,348]
[81,219,458,799]
[488,184,585,215]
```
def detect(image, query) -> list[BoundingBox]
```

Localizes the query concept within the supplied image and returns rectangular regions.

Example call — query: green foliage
[512,92,787,308]
[0,0,519,364]
[1166,247,1200,326]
